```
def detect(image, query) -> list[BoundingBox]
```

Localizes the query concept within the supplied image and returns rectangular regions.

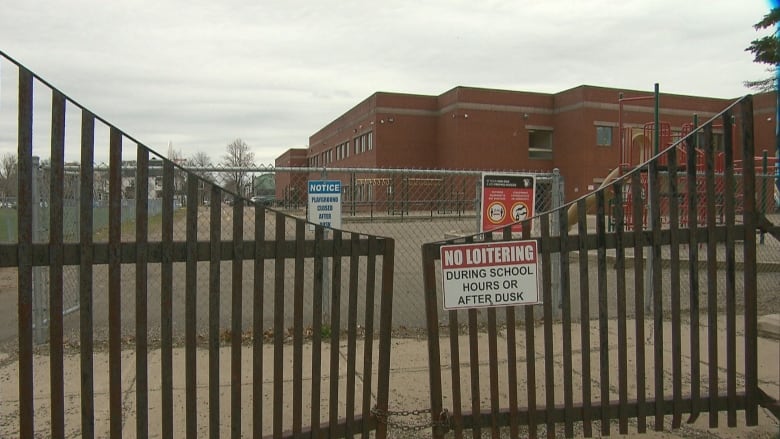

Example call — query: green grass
[320,325,331,339]
[0,209,18,242]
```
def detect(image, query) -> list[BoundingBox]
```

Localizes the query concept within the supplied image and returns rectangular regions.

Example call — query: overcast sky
[0,0,774,165]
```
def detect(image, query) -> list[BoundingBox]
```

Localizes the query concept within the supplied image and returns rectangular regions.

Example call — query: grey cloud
[0,0,771,164]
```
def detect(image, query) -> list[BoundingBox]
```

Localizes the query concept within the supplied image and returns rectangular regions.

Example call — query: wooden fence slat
[360,236,378,439]
[462,231,481,439]
[345,233,360,437]
[185,174,199,438]
[488,306,500,437]
[631,171,647,434]
[685,127,701,424]
[649,150,665,432]
[504,224,520,439]
[135,146,149,439]
[253,203,267,439]
[79,109,96,439]
[293,219,305,437]
[329,230,343,438]
[231,201,244,439]
[468,307,481,439]
[448,309,464,439]
[422,241,446,439]
[108,127,123,439]
[16,67,34,439]
[704,123,719,428]
[522,220,537,439]
[309,226,324,439]
[484,227,500,438]
[559,208,574,438]
[274,212,286,438]
[668,146,683,429]
[722,110,738,428]
[376,238,395,439]
[613,180,629,435]
[49,89,66,439]
[595,190,610,436]
[540,216,555,439]
[739,96,759,426]
[576,198,593,437]
[209,187,222,439]
[160,160,174,439]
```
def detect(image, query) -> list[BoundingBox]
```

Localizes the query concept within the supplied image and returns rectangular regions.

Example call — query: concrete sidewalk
[1,318,778,438]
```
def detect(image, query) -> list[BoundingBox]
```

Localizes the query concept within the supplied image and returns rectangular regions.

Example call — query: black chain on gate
[371,406,451,433]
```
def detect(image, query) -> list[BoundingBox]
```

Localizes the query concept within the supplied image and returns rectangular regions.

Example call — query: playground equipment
[617,120,727,228]
[565,166,620,229]
[567,87,778,231]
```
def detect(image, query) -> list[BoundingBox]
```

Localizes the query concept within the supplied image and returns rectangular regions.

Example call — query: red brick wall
[279,85,774,203]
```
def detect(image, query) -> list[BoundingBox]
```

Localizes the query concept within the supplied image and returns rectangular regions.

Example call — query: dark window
[529,130,553,160]
[596,126,612,146]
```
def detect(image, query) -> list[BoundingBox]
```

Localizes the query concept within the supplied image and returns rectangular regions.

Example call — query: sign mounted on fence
[480,173,535,233]
[307,180,342,229]
[439,240,540,310]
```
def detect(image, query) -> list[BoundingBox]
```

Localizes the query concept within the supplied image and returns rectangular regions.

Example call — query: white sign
[439,240,540,310]
[307,180,342,229]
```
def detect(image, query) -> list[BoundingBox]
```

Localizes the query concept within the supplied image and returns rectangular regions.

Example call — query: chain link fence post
[319,168,331,320]
[475,177,482,235]
[549,168,564,315]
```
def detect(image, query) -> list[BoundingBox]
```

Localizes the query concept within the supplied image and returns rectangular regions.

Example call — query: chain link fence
[5,162,777,339]
[0,160,562,343]
[191,166,564,330]
[2,161,778,341]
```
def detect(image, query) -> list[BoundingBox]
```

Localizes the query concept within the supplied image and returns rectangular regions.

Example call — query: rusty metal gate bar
[420,95,774,438]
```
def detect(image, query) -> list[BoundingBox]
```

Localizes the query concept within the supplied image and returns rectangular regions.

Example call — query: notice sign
[308,180,342,228]
[439,240,540,310]
[481,173,535,233]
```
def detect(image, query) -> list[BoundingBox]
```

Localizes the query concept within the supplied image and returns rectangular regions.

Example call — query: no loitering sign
[439,240,541,310]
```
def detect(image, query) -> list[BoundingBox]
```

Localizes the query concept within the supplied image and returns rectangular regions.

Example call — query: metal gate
[2,50,395,438]
[421,95,780,437]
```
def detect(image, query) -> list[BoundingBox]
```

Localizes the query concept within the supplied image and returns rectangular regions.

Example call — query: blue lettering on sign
[308,180,341,194]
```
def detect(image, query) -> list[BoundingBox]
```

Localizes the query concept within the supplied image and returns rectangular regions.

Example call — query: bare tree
[0,153,18,201]
[221,138,255,197]
[189,151,213,205]
[190,151,212,169]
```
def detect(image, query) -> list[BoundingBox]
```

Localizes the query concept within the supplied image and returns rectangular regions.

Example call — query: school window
[528,130,553,160]
[596,126,612,146]
[367,132,373,151]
